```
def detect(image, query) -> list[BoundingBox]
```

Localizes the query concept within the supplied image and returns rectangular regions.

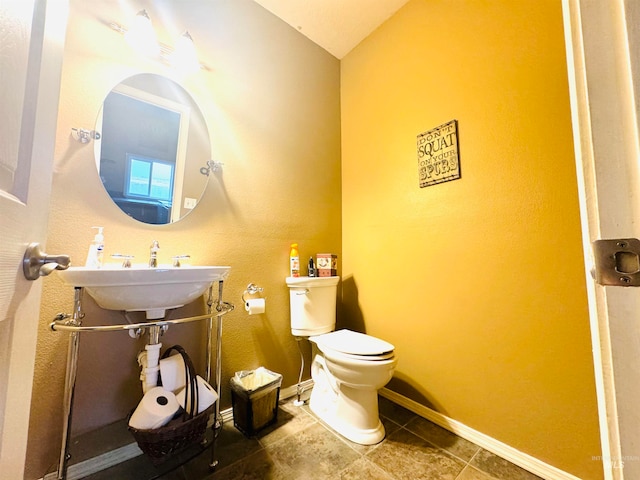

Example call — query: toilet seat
[311,329,395,361]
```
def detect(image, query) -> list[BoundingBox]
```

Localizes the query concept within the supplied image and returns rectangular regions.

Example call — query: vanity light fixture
[109,10,203,74]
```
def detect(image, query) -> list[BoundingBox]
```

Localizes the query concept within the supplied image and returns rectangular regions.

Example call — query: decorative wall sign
[417,119,460,188]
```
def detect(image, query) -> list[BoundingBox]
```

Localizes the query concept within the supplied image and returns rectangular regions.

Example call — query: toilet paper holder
[242,283,264,303]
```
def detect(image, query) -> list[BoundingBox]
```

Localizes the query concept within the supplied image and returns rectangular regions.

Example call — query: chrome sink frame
[49,281,234,479]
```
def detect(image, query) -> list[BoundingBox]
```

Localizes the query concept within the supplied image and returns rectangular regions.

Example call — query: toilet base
[310,400,386,445]
[309,363,386,445]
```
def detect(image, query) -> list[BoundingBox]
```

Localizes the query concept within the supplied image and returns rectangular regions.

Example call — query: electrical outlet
[183,197,197,209]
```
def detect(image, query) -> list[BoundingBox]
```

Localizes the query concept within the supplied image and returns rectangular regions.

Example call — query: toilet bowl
[308,329,397,445]
[286,276,397,445]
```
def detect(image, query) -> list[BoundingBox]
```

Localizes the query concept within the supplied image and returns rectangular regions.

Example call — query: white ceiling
[252,0,411,59]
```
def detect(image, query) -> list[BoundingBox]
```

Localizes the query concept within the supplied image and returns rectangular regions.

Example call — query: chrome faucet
[149,240,160,268]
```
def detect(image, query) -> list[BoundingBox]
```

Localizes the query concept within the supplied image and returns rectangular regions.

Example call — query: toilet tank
[286,276,339,337]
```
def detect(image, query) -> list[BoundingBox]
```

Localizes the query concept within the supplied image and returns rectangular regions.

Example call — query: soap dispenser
[85,226,105,268]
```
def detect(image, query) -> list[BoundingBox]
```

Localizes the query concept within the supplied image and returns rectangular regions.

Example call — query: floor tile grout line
[361,455,403,480]
[262,417,366,480]
[455,450,476,480]
[311,412,376,456]
[209,444,267,478]
[396,411,509,479]
[394,422,482,471]
[456,449,502,480]
[381,410,419,429]
[395,420,516,480]
[467,447,481,466]
[296,400,390,458]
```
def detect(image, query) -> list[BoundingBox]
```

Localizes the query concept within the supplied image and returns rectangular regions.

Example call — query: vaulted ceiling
[252,0,411,58]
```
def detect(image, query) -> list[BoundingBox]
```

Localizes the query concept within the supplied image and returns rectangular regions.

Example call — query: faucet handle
[111,254,134,268]
[172,255,190,267]
[150,240,160,250]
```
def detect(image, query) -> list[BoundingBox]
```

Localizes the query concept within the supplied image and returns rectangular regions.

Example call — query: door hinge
[593,238,640,286]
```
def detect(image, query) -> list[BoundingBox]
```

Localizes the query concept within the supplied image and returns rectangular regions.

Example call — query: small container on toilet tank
[317,254,337,277]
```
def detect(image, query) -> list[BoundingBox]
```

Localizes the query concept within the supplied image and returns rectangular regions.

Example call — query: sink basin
[57,265,231,319]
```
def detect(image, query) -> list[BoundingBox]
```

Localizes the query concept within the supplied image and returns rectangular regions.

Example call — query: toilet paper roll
[129,386,180,430]
[245,298,265,315]
[159,353,186,393]
[175,375,219,414]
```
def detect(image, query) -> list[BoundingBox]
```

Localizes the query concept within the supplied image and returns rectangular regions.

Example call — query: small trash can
[230,367,283,436]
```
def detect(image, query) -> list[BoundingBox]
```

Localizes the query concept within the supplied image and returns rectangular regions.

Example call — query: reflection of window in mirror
[100,83,190,224]
[125,154,174,202]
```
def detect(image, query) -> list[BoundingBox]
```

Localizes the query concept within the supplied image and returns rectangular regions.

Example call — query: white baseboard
[280,379,314,402]
[379,388,582,480]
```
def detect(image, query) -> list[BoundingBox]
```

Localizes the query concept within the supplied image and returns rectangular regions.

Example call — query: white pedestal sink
[57,265,231,319]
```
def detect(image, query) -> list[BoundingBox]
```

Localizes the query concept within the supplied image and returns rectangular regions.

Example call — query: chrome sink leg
[57,288,84,480]
[209,280,225,470]
[205,285,214,385]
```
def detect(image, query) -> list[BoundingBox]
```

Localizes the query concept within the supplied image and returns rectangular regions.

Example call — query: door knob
[23,243,71,281]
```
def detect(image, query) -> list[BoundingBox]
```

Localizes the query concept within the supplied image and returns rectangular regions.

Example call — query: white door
[563,1,640,479]
[0,0,67,477]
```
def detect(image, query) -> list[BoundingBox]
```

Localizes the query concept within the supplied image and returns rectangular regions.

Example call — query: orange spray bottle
[290,243,300,277]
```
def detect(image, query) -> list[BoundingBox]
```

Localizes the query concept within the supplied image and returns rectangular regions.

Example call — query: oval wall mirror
[95,73,210,224]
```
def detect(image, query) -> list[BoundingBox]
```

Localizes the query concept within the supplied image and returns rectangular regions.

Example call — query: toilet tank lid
[311,329,394,356]
[286,275,339,287]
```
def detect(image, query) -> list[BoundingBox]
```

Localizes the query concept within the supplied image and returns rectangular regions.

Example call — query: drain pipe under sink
[138,325,163,393]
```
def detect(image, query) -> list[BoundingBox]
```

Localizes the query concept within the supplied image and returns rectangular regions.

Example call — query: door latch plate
[593,238,640,286]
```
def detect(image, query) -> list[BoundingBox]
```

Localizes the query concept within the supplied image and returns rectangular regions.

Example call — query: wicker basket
[128,405,213,462]
[129,345,212,463]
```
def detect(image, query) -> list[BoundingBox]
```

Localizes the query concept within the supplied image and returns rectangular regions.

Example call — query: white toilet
[286,276,397,445]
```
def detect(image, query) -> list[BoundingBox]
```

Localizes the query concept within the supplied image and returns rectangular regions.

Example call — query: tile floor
[81,393,544,480]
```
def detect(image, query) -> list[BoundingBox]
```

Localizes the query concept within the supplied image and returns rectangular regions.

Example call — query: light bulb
[170,31,201,75]
[124,10,160,57]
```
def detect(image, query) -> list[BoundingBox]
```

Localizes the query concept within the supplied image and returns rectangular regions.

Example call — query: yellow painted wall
[341,1,601,479]
[25,1,340,478]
